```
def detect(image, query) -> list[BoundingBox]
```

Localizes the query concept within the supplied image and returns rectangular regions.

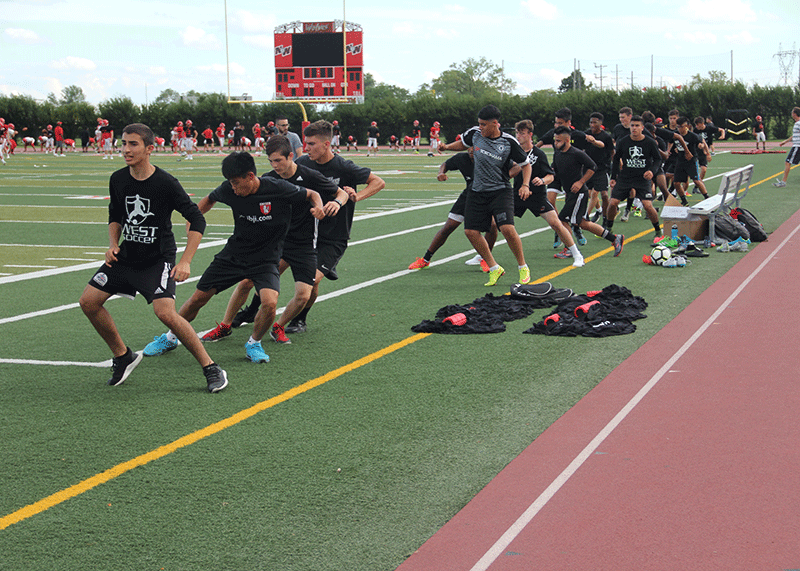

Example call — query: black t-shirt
[263,164,338,249]
[411,126,421,138]
[612,123,630,143]
[552,146,596,193]
[367,126,379,138]
[443,152,474,190]
[673,130,701,164]
[207,176,307,266]
[540,127,588,150]
[295,154,371,243]
[583,129,614,173]
[332,125,341,136]
[513,146,553,191]
[693,125,717,149]
[108,166,206,268]
[233,125,244,143]
[611,135,662,184]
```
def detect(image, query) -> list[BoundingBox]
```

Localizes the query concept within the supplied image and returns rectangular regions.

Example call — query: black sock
[626,197,634,210]
[604,231,616,243]
[605,219,614,230]
[652,221,662,233]
[423,250,434,262]
[294,307,310,322]
[248,294,260,311]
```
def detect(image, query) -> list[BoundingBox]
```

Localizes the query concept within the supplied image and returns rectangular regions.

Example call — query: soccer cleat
[519,266,531,284]
[464,254,483,266]
[590,209,602,223]
[107,348,143,386]
[269,323,292,344]
[285,319,307,334]
[651,234,668,247]
[553,236,563,249]
[203,363,229,393]
[143,334,178,356]
[201,322,231,342]
[576,233,588,246]
[245,341,270,363]
[730,236,751,245]
[613,234,624,257]
[231,297,259,327]
[484,265,505,287]
[554,247,572,259]
[479,259,490,273]
[620,209,630,222]
[728,241,749,252]
[408,257,430,270]
[773,180,787,187]
[572,255,585,268]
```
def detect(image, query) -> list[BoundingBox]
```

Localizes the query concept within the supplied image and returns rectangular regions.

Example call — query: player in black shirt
[608,116,663,238]
[79,123,228,392]
[693,116,723,182]
[366,121,380,156]
[285,120,385,333]
[583,112,614,226]
[407,150,498,271]
[674,117,709,199]
[642,110,691,205]
[551,127,624,257]
[145,151,324,364]
[332,120,341,153]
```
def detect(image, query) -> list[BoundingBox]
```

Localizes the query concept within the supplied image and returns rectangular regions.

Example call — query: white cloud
[149,66,167,76]
[180,26,221,50]
[680,0,755,22]
[435,28,458,40]
[725,30,757,45]
[196,62,246,75]
[44,77,63,95]
[229,10,275,34]
[50,56,97,70]
[444,3,466,12]
[521,0,558,20]
[392,22,414,35]
[242,35,272,50]
[4,28,43,44]
[681,31,717,44]
[540,68,565,84]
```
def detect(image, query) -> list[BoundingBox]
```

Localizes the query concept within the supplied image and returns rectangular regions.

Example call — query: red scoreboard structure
[274,20,364,102]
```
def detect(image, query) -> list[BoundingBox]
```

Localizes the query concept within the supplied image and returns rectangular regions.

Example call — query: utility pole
[594,62,607,90]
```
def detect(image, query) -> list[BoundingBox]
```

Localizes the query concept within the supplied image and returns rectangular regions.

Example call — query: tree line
[2,63,797,145]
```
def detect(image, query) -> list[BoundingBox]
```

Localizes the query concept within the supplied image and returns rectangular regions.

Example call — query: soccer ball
[650,244,672,266]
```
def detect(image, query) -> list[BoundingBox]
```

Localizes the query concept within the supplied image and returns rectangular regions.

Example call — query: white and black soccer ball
[650,244,672,266]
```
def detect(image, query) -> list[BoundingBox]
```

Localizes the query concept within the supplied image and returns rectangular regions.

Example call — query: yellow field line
[0,332,431,531]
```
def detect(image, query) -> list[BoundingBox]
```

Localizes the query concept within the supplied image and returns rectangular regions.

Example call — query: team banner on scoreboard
[303,22,335,33]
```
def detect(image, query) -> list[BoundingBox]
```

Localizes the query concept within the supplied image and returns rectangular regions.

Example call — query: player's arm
[351,172,385,202]
[105,222,122,265]
[439,139,466,153]
[196,195,217,215]
[717,127,726,140]
[305,189,325,220]
[173,230,203,282]
[323,187,349,217]
[437,160,451,181]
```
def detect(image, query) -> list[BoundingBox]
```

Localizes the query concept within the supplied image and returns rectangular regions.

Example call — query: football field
[0,147,797,570]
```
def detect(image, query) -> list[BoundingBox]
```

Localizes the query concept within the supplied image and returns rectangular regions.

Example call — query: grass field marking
[0,332,432,532]
[0,243,108,250]
[349,223,442,246]
[468,204,800,571]
[0,358,111,367]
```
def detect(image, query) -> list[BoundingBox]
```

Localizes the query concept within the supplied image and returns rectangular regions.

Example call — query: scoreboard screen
[274,21,364,101]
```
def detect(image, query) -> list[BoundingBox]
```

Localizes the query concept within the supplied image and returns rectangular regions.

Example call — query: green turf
[0,148,797,570]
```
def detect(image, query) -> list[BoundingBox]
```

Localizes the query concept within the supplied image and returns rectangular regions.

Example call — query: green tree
[98,96,140,130]
[155,89,181,104]
[423,57,516,98]
[60,85,87,105]
[558,71,592,93]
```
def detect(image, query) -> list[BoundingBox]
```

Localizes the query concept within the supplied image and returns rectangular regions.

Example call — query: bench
[687,164,754,242]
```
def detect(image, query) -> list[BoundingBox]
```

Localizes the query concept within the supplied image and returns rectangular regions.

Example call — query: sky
[1,0,798,106]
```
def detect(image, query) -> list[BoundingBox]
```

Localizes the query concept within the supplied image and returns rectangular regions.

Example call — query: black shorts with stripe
[514,187,554,218]
[88,259,176,304]
[559,190,589,225]
[464,188,515,231]
[196,256,281,294]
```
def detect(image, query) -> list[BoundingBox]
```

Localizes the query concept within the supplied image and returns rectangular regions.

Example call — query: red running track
[398,208,800,571]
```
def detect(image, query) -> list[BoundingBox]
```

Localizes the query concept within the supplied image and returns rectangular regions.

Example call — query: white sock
[248,336,258,345]
[165,331,178,342]
[489,264,500,272]
[569,244,580,257]
[518,264,528,271]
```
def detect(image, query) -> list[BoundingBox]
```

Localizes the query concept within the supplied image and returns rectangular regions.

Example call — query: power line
[774,42,799,86]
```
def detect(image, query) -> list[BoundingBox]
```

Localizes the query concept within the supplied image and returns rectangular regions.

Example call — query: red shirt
[54,126,64,141]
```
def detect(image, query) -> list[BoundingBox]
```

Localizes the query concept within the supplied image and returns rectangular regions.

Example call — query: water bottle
[671,224,678,240]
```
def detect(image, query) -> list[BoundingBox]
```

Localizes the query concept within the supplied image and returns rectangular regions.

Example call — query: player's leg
[79,284,127,357]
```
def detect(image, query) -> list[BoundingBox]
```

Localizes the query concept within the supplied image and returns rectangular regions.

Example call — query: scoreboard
[274,21,364,101]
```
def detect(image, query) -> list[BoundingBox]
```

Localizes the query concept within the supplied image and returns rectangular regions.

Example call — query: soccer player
[78,123,228,392]
[284,120,385,333]
[144,151,324,363]
[551,126,624,257]
[513,120,585,267]
[673,117,709,199]
[608,115,663,240]
[438,104,532,286]
[642,110,691,205]
[773,106,800,187]
[753,115,766,151]
[583,112,614,226]
[276,116,304,156]
[612,107,633,143]
[366,121,380,156]
[204,136,347,343]
[693,116,724,175]
[408,148,498,271]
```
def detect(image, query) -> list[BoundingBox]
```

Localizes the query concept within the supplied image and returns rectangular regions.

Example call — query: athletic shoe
[729,241,749,252]
[773,180,787,187]
[231,297,259,327]
[465,254,483,266]
[269,323,292,344]
[245,341,270,363]
[285,319,307,334]
[554,248,572,259]
[590,209,602,223]
[717,241,730,252]
[633,207,642,217]
[408,257,430,270]
[620,209,630,222]
[484,265,505,287]
[107,348,143,386]
[613,234,624,257]
[201,322,231,342]
[143,334,178,356]
[730,236,751,245]
[519,266,531,285]
[479,259,490,273]
[203,363,229,393]
[575,229,588,246]
[572,255,585,268]
[651,235,668,247]
[553,235,563,249]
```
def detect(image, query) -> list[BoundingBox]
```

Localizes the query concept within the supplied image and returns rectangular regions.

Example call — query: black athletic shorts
[281,243,317,286]
[673,161,700,183]
[611,181,655,202]
[448,188,469,222]
[559,190,589,225]
[196,256,280,294]
[514,186,554,218]
[587,171,609,192]
[88,259,176,304]
[786,146,800,165]
[317,239,347,281]
[464,188,515,232]
[697,153,708,167]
